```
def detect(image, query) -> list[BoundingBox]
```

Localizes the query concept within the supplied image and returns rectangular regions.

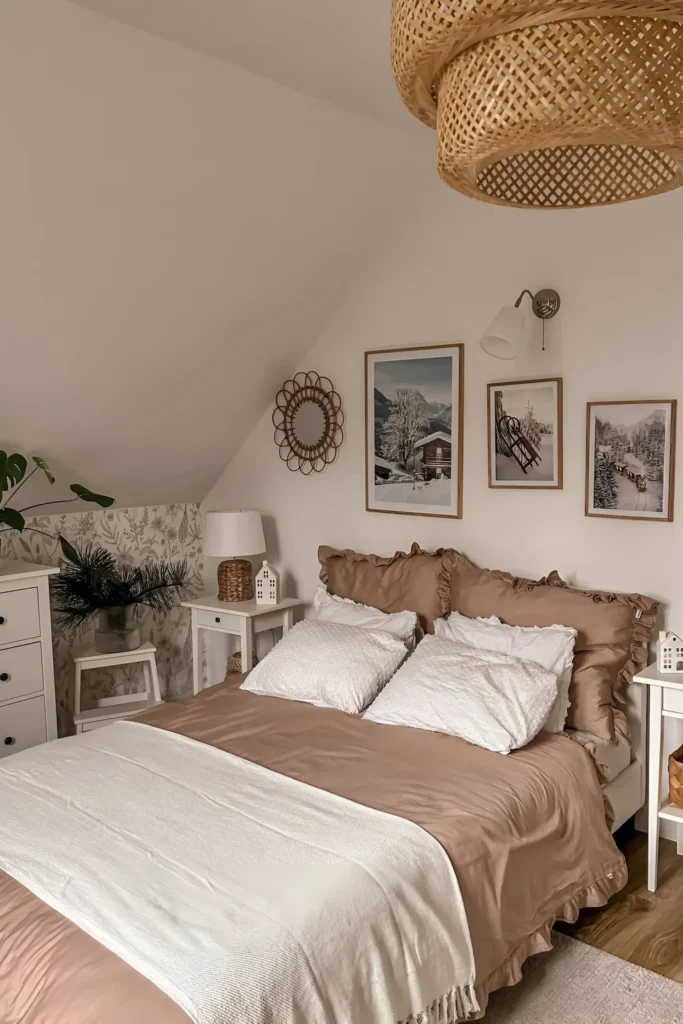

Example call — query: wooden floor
[557,833,683,982]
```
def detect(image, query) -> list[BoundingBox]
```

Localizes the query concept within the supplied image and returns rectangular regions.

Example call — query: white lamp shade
[204,510,266,558]
[480,305,525,360]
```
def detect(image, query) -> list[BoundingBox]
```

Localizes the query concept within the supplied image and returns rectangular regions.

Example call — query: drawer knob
[215,616,221,623]
[0,616,5,625]
[4,736,15,746]
[0,673,8,682]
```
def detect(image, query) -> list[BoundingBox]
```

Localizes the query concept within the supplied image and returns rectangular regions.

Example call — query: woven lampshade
[391,2,683,208]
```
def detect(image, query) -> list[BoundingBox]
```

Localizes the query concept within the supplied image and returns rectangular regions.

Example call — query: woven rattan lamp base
[217,559,253,603]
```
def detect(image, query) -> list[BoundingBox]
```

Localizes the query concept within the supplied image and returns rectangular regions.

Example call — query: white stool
[72,641,163,735]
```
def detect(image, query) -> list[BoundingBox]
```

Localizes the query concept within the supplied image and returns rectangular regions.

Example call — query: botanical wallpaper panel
[0,504,203,736]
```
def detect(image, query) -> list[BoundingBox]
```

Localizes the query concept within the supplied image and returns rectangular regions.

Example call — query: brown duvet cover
[0,678,626,1023]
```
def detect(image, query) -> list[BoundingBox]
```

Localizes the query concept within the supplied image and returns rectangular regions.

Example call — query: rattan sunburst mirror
[273,372,344,474]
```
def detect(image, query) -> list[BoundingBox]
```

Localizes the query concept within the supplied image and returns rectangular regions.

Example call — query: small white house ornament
[255,561,279,605]
[657,630,683,674]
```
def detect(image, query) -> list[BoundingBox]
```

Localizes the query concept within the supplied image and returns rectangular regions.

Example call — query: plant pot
[95,606,141,654]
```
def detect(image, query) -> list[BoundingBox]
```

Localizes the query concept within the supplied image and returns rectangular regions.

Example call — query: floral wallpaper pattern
[0,504,203,736]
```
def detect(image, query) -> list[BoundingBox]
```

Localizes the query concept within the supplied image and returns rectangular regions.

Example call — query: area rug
[483,933,683,1023]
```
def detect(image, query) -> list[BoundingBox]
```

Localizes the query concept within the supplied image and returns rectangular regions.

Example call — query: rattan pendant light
[391,2,683,208]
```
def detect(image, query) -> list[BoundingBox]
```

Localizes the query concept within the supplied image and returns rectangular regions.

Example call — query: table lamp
[204,510,266,603]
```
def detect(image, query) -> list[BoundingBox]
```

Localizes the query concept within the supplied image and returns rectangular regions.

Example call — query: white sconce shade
[204,510,266,558]
[480,305,525,360]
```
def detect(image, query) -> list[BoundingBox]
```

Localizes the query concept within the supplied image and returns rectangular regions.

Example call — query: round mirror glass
[292,401,326,447]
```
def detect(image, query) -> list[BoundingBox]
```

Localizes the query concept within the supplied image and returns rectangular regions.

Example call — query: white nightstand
[182,596,304,695]
[633,662,683,891]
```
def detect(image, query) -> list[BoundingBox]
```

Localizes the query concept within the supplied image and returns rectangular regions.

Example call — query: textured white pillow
[435,612,577,734]
[312,586,418,646]
[240,620,408,714]
[363,636,559,754]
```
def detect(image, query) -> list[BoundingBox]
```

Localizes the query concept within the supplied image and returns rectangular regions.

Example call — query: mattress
[0,678,627,1024]
[571,730,633,783]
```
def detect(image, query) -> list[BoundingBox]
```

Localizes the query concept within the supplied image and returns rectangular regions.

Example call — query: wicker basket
[391,1,683,208]
[227,650,258,675]
[669,743,683,810]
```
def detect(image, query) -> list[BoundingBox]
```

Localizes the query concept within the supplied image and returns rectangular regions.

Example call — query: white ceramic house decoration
[657,630,683,674]
[255,561,279,605]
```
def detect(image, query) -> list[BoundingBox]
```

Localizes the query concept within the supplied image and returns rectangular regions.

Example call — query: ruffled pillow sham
[444,553,659,744]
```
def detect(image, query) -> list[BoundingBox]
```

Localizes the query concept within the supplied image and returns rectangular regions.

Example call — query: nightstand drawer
[197,609,237,631]
[0,642,44,702]
[663,688,683,715]
[0,588,40,646]
[0,696,47,758]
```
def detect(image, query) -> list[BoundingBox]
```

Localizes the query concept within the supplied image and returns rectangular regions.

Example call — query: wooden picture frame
[487,378,563,489]
[586,400,677,522]
[365,343,464,519]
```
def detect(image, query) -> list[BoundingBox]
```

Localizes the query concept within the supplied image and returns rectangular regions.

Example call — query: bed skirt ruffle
[471,864,628,1018]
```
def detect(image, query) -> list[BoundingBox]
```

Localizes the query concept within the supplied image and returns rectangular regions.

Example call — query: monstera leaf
[69,485,115,508]
[0,452,27,492]
[0,508,25,531]
[32,456,55,485]
[0,448,115,536]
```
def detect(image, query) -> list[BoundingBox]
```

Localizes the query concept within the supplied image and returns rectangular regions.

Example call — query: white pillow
[435,612,577,734]
[240,619,408,714]
[312,586,418,646]
[363,636,559,754]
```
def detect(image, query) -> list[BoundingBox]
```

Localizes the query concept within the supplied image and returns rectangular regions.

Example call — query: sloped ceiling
[68,0,416,130]
[1,0,431,510]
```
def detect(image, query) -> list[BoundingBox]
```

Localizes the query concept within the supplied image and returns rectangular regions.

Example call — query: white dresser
[0,559,60,758]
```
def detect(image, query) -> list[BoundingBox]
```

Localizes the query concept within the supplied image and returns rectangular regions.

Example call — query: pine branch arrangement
[52,536,191,631]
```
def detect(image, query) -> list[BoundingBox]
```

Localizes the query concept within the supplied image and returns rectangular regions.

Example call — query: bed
[1,676,633,1023]
[0,544,656,1023]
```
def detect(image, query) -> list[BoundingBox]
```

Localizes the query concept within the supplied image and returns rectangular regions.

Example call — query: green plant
[52,537,191,631]
[0,451,114,538]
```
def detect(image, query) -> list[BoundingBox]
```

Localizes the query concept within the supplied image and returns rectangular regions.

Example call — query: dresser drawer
[197,609,239,631]
[0,642,44,702]
[0,588,40,646]
[663,687,683,715]
[0,696,47,758]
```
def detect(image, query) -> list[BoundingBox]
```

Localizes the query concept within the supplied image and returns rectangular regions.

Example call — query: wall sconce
[480,288,561,360]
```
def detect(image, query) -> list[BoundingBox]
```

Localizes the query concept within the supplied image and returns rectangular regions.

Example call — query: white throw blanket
[0,722,478,1023]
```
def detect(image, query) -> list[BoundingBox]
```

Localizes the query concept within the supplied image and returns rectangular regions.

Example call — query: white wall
[208,181,683,834]
[208,182,683,605]
[1,0,429,510]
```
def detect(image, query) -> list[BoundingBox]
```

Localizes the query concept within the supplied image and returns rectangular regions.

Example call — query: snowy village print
[586,400,677,521]
[488,378,563,489]
[366,344,463,519]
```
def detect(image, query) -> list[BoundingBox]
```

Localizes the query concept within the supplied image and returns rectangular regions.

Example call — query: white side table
[181,596,304,695]
[633,662,683,891]
[72,641,163,734]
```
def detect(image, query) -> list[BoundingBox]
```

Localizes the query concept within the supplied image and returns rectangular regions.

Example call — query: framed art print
[487,377,563,489]
[586,400,677,521]
[365,344,464,519]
